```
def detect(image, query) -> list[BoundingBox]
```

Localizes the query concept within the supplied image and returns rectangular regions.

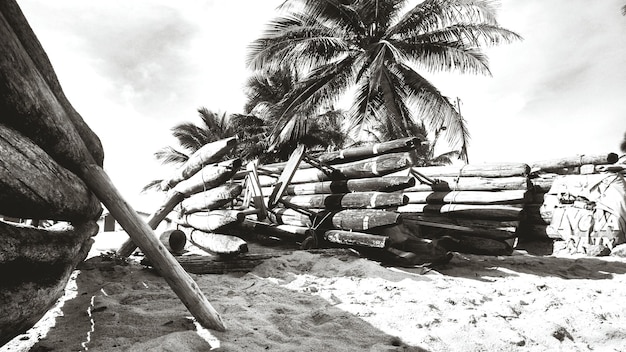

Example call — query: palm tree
[247,0,521,161]
[244,67,350,157]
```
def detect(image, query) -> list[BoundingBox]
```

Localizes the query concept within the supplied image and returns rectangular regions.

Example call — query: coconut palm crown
[247,0,521,161]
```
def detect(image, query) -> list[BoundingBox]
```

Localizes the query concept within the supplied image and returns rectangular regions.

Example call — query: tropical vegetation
[247,0,521,162]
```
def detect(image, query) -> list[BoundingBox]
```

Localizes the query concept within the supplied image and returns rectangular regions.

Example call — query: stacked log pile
[391,163,532,255]
[520,153,621,240]
[229,137,452,265]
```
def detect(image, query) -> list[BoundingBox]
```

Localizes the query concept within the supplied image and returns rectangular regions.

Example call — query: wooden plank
[268,145,305,207]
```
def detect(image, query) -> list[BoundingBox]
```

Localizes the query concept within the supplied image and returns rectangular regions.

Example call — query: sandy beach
[2,231,626,352]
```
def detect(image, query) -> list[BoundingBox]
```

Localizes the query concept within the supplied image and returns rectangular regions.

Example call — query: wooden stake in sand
[0,3,225,331]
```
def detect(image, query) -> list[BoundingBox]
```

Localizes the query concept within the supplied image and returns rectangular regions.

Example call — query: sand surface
[3,232,626,352]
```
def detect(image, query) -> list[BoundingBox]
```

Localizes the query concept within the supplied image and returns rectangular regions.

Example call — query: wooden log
[280,192,408,210]
[0,1,104,166]
[1,6,225,331]
[396,204,525,220]
[161,137,238,191]
[172,158,242,196]
[261,176,415,195]
[401,214,519,233]
[435,235,513,256]
[529,174,557,192]
[267,208,313,227]
[159,229,187,255]
[257,152,415,186]
[249,222,313,241]
[402,218,517,241]
[530,153,619,173]
[0,126,101,221]
[181,184,243,214]
[256,137,420,174]
[323,230,389,249]
[403,176,529,192]
[314,209,403,231]
[411,163,530,178]
[177,210,245,233]
[189,230,248,256]
[402,190,530,205]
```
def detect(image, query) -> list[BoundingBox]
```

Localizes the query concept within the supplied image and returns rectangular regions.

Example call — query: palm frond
[396,63,469,149]
[141,179,164,193]
[154,146,189,165]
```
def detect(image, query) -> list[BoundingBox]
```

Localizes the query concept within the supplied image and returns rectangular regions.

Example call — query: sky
[14,0,626,211]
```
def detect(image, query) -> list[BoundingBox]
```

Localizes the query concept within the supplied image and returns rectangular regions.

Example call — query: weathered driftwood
[190,230,248,256]
[280,192,408,210]
[314,209,403,231]
[261,176,415,196]
[402,190,530,205]
[0,126,101,221]
[530,153,619,173]
[181,184,242,214]
[0,220,96,346]
[1,3,225,332]
[172,159,242,196]
[176,209,245,233]
[324,230,389,249]
[0,1,104,166]
[396,204,525,220]
[409,163,531,178]
[254,137,420,175]
[403,176,529,192]
[161,137,238,191]
[257,152,414,186]
[159,229,187,255]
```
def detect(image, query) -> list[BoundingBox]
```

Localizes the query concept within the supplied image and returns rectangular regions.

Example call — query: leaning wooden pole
[0,3,225,331]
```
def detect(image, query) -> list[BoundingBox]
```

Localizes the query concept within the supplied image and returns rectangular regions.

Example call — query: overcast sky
[15,0,626,210]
